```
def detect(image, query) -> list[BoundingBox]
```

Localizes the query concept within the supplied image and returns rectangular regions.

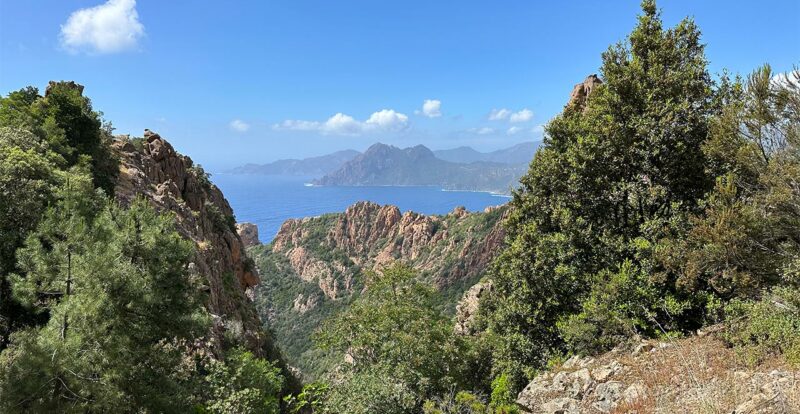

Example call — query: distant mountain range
[228,141,538,194]
[313,143,530,194]
[433,142,538,164]
[227,149,360,176]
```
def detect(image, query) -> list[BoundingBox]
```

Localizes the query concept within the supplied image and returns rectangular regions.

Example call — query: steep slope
[112,132,282,362]
[314,143,527,193]
[434,141,539,164]
[228,149,359,176]
[250,201,507,377]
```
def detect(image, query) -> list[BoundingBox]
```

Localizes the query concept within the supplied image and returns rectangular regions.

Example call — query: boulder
[593,381,624,413]
[540,397,580,414]
[236,222,261,247]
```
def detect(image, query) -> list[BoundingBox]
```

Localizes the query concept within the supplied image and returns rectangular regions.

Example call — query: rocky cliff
[250,201,507,377]
[271,201,506,298]
[112,132,272,358]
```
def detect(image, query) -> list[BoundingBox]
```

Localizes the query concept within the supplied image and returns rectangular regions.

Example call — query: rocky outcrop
[567,74,602,110]
[113,132,264,354]
[516,336,799,413]
[270,201,507,292]
[454,281,493,335]
[45,80,84,96]
[236,222,261,247]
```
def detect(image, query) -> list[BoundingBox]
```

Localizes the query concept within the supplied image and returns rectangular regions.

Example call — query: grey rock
[592,361,623,382]
[540,397,580,414]
[593,381,624,413]
[623,381,647,403]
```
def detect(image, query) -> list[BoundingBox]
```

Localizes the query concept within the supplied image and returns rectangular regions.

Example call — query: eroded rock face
[270,201,507,299]
[236,222,261,247]
[454,281,493,335]
[567,74,602,110]
[113,132,263,353]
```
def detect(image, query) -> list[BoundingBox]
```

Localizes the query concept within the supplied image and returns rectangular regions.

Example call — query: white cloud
[510,108,533,123]
[274,109,410,136]
[60,0,144,54]
[488,108,511,121]
[420,99,442,118]
[365,109,409,131]
[772,71,800,88]
[321,113,363,135]
[468,127,496,135]
[507,126,523,135]
[489,108,534,123]
[230,119,250,132]
[532,124,545,134]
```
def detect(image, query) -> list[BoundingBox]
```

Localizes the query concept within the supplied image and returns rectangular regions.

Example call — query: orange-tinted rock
[113,133,264,353]
[567,74,603,110]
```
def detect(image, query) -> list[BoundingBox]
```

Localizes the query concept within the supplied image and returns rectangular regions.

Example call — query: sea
[211,174,512,243]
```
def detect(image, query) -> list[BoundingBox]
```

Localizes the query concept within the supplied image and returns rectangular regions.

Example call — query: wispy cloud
[508,124,544,136]
[488,108,512,121]
[488,108,533,123]
[274,109,409,136]
[467,127,496,135]
[507,126,523,135]
[60,0,145,54]
[230,119,251,132]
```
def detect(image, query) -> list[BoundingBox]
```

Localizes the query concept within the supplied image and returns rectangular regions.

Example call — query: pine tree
[0,174,207,412]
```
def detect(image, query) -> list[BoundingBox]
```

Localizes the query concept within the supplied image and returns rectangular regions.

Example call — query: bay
[211,174,511,243]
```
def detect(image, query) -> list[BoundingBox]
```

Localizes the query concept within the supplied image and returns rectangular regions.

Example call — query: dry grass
[604,336,800,413]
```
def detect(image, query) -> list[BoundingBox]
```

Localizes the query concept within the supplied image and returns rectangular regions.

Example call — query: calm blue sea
[211,174,511,243]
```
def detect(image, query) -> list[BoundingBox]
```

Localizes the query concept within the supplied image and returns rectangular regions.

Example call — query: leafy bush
[201,349,284,414]
[722,287,800,367]
[284,382,329,414]
[314,263,469,413]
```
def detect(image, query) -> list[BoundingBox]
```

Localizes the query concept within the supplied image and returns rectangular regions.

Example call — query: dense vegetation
[0,83,288,412]
[479,0,800,391]
[279,1,800,412]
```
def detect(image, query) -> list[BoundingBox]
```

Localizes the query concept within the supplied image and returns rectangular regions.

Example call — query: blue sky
[1,1,798,170]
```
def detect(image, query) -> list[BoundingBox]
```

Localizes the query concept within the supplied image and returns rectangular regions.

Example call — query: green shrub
[201,349,284,414]
[205,201,236,233]
[722,287,800,367]
[189,163,212,190]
